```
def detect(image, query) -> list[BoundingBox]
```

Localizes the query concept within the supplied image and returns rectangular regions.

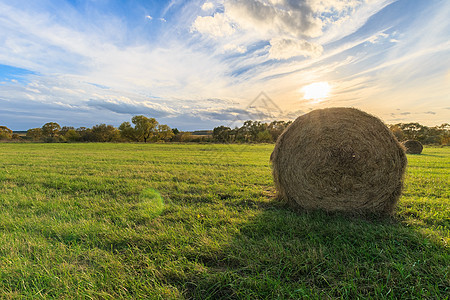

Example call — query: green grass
[0,143,448,299]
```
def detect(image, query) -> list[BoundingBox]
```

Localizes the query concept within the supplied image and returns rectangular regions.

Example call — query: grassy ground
[0,143,448,299]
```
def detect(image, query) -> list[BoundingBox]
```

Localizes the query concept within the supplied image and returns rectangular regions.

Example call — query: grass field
[0,143,448,299]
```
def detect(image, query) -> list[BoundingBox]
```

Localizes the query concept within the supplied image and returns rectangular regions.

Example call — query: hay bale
[403,140,423,154]
[271,107,407,214]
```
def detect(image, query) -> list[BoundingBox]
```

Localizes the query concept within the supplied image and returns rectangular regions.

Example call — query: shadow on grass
[18,190,447,298]
[182,203,449,299]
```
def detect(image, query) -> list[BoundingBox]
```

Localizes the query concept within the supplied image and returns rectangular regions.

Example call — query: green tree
[438,123,450,145]
[235,121,251,142]
[0,126,13,140]
[60,126,75,136]
[157,124,174,142]
[398,123,425,141]
[91,124,120,142]
[76,127,93,142]
[213,126,232,142]
[119,122,138,142]
[131,115,158,143]
[268,120,291,141]
[64,129,81,142]
[42,122,61,138]
[256,130,273,142]
[249,121,268,142]
[421,126,441,144]
[26,128,43,141]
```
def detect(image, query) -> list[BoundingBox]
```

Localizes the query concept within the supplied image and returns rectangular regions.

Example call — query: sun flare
[302,82,331,101]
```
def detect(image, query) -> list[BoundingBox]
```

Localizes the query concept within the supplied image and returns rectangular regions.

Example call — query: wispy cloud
[86,98,174,117]
[269,38,323,60]
[317,0,396,44]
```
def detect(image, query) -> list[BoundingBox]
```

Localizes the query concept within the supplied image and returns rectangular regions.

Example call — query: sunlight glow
[302,82,331,101]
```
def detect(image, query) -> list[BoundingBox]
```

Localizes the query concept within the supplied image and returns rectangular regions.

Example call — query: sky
[0,0,449,131]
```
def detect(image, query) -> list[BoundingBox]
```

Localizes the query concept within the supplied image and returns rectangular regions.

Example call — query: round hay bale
[271,107,407,214]
[403,140,423,154]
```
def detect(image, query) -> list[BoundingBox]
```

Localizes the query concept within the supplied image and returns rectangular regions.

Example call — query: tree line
[1,116,176,143]
[389,123,449,145]
[0,118,449,145]
[212,120,292,143]
[211,121,449,145]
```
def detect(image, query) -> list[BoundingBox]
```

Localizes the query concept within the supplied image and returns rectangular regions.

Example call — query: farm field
[0,143,448,299]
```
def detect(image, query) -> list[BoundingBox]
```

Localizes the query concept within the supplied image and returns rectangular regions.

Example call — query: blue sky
[0,0,449,130]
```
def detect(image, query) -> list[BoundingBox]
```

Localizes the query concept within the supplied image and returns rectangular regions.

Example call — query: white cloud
[224,0,323,38]
[145,15,153,20]
[191,13,235,37]
[269,38,323,60]
[223,43,247,54]
[310,0,361,13]
[190,0,380,61]
[201,2,215,11]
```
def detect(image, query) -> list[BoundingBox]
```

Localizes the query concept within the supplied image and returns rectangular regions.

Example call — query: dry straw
[271,107,407,215]
[403,140,423,154]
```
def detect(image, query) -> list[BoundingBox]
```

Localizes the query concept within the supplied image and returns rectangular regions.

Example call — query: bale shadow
[183,203,449,299]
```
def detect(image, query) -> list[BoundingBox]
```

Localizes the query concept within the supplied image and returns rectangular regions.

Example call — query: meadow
[0,143,448,299]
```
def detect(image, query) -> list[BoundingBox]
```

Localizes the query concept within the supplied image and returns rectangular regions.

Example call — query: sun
[302,82,331,102]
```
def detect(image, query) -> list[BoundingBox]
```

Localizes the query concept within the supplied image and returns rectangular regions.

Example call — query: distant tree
[60,126,75,136]
[256,130,273,142]
[213,126,232,142]
[389,124,405,141]
[119,122,138,142]
[76,127,88,133]
[439,123,450,145]
[439,123,450,130]
[132,115,158,143]
[180,132,193,142]
[0,126,13,140]
[42,122,61,138]
[212,120,290,144]
[76,127,93,142]
[171,131,183,142]
[119,116,172,143]
[91,124,120,142]
[157,124,174,142]
[235,122,251,142]
[64,129,81,142]
[248,121,268,141]
[172,128,180,135]
[26,128,43,141]
[421,126,441,144]
[389,122,450,145]
[268,120,291,141]
[397,123,424,141]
